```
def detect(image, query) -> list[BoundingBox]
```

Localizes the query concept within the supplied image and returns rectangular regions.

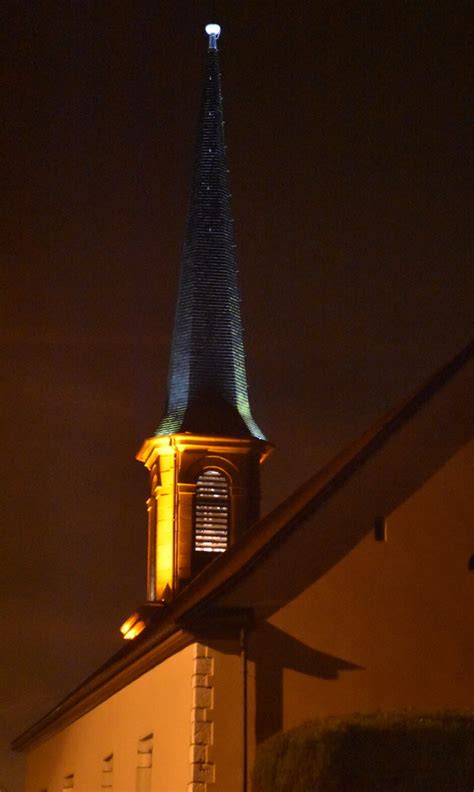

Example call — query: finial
[205,23,221,50]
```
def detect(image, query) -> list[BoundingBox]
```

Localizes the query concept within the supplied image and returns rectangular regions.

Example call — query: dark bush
[252,711,474,791]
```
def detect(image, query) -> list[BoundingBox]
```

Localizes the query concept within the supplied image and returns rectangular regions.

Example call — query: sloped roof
[13,339,474,750]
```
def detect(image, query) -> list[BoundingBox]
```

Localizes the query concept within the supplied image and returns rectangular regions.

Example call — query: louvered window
[194,469,229,553]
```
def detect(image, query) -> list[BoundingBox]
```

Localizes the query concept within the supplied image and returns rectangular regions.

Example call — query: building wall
[248,437,474,743]
[22,435,474,791]
[25,645,194,792]
[206,639,245,792]
[24,640,247,792]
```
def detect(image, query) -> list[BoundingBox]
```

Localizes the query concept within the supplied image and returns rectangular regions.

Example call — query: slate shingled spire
[157,25,265,440]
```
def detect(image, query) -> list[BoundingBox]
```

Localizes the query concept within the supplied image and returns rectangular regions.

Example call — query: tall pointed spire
[157,24,265,440]
[135,24,271,605]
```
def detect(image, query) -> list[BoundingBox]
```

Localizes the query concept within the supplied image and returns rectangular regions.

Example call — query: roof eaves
[169,337,474,618]
[12,625,193,752]
[13,338,473,751]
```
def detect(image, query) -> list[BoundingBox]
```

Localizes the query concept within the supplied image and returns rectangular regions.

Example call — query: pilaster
[188,643,215,791]
[137,434,272,596]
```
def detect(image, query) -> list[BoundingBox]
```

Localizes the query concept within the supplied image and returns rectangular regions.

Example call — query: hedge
[252,711,474,791]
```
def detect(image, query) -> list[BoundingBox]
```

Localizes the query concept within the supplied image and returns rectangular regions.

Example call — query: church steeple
[157,23,265,440]
[133,25,271,611]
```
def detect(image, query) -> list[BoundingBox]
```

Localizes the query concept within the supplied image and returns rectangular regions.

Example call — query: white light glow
[205,24,221,36]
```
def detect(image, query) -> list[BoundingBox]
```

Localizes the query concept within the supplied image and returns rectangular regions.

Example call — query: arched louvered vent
[194,469,230,553]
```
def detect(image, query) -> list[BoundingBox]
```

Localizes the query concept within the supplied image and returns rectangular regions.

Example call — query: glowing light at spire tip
[205,23,221,49]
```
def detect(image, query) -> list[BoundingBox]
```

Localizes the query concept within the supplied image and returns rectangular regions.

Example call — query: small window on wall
[194,469,230,553]
[62,775,74,791]
[136,734,153,792]
[101,754,113,788]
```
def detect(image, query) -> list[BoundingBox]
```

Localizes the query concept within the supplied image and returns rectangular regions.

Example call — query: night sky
[2,2,472,787]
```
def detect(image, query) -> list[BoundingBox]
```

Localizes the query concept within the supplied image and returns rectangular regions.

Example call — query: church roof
[12,339,474,751]
[157,26,265,440]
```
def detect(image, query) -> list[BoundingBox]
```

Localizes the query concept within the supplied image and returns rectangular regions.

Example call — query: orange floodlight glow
[120,612,139,635]
[123,620,146,640]
[120,612,139,637]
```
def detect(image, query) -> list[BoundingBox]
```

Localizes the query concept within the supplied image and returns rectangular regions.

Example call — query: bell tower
[137,24,271,604]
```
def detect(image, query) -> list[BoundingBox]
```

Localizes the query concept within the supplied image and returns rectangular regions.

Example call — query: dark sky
[1,1,472,787]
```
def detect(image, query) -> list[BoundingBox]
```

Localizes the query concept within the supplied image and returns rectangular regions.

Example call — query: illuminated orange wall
[25,645,194,792]
[24,641,250,792]
[207,639,246,792]
[23,371,473,789]
[238,437,474,748]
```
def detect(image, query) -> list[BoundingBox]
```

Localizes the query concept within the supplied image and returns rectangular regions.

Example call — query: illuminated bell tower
[137,24,271,603]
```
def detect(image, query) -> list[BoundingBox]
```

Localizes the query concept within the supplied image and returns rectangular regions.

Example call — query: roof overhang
[12,340,474,752]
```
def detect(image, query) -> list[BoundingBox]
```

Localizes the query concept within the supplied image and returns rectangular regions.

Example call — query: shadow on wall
[249,622,363,743]
[221,368,473,625]
[207,623,362,745]
[186,352,473,636]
